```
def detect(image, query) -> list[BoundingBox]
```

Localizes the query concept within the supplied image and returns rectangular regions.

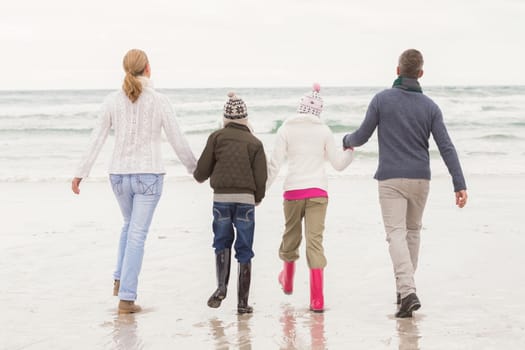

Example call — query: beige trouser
[280,197,328,269]
[378,179,429,298]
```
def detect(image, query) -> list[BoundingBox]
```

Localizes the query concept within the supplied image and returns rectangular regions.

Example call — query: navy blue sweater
[343,83,466,192]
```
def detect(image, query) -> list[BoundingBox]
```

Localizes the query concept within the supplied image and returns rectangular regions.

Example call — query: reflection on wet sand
[280,305,326,349]
[236,314,253,350]
[112,313,143,350]
[396,317,420,350]
[209,317,229,349]
[209,315,253,350]
[280,306,297,348]
[309,312,326,349]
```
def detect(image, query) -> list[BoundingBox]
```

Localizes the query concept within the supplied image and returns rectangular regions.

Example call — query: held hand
[455,190,467,208]
[72,177,82,194]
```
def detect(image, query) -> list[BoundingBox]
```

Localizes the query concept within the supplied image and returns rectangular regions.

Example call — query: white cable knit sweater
[74,78,197,178]
[267,113,353,191]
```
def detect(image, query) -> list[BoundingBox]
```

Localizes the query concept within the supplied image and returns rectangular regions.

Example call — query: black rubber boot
[237,262,253,314]
[207,248,231,308]
[395,293,421,318]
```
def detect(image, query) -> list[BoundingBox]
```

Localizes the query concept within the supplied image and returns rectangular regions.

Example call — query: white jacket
[267,113,353,191]
[75,78,196,178]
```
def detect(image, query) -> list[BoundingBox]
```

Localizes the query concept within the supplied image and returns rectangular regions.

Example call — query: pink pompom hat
[298,83,323,117]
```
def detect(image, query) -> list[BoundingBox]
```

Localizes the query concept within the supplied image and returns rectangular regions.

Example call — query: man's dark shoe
[395,293,421,318]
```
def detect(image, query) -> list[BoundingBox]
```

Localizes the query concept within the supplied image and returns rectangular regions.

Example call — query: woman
[71,49,197,313]
[267,83,353,312]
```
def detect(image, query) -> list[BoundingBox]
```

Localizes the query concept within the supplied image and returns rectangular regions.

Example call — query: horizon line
[1,84,524,92]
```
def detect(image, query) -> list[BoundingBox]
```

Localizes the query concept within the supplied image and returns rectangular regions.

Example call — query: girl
[267,84,353,312]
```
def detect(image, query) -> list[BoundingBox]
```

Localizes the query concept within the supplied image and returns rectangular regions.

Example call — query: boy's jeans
[110,174,163,301]
[212,202,255,263]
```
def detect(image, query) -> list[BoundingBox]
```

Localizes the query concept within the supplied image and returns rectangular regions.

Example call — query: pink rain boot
[309,268,324,312]
[278,261,295,295]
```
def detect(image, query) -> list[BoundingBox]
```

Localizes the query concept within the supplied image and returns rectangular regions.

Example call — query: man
[342,49,468,318]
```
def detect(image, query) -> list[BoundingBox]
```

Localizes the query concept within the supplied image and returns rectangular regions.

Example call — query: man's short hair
[398,49,424,79]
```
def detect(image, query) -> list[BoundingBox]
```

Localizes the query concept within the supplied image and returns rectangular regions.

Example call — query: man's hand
[455,190,467,208]
[72,177,82,194]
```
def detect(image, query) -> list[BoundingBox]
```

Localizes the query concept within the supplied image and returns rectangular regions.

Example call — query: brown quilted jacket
[193,123,267,203]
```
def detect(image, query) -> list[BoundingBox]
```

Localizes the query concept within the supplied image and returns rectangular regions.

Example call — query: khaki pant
[280,197,328,269]
[378,179,429,298]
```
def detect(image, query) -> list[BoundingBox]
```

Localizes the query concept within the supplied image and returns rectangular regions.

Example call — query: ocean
[1,86,524,182]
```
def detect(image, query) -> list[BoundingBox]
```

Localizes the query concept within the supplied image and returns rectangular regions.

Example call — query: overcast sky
[1,0,524,89]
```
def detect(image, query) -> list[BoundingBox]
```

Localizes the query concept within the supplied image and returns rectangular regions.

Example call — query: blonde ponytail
[122,49,149,103]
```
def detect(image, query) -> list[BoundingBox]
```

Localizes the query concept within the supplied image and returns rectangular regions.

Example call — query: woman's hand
[72,177,82,194]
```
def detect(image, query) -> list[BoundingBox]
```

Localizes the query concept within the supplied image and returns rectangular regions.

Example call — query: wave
[481,105,519,112]
[0,112,96,120]
[191,119,355,135]
[477,134,521,140]
[352,151,380,159]
[176,104,366,118]
[2,124,523,138]
[268,120,284,134]
[4,163,524,184]
[0,155,74,160]
[446,120,488,128]
[328,124,354,133]
[445,120,525,130]
[0,128,93,134]
[185,127,221,135]
[0,175,89,183]
[466,151,508,156]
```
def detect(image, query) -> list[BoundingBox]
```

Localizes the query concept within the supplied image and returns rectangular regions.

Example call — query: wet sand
[1,174,524,349]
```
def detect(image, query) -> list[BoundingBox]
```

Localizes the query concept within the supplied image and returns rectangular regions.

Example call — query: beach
[2,0,525,345]
[1,85,524,349]
[2,173,524,349]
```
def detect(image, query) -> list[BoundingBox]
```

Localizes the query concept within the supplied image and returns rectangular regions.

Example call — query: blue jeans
[110,174,163,301]
[212,202,255,263]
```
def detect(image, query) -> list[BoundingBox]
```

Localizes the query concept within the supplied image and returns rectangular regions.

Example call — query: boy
[194,92,267,314]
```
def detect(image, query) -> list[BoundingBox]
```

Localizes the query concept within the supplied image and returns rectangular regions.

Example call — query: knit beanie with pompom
[298,83,323,117]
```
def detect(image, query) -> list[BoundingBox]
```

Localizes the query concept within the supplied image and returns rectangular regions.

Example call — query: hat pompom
[227,91,236,99]
[312,82,321,93]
